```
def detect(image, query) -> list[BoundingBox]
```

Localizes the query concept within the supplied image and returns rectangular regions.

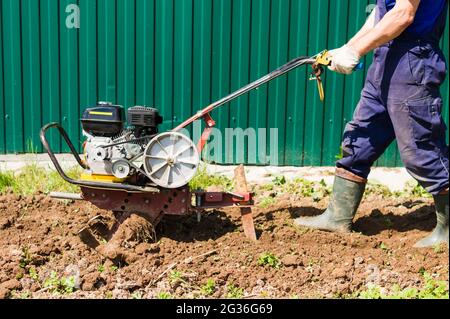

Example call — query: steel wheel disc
[143,132,199,188]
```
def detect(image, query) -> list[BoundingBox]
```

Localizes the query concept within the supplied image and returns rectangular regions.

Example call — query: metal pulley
[111,160,131,179]
[143,132,200,189]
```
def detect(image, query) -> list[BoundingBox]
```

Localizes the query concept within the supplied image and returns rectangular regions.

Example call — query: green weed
[43,271,76,294]
[272,175,287,186]
[169,269,186,286]
[335,147,344,160]
[200,279,216,296]
[157,291,172,299]
[29,267,39,281]
[259,196,276,209]
[258,252,282,269]
[284,178,329,201]
[226,283,244,299]
[378,242,389,251]
[403,181,432,198]
[19,247,33,269]
[354,272,448,299]
[25,139,39,154]
[131,291,143,299]
[433,244,445,254]
[104,291,113,299]
[365,180,431,199]
[365,182,394,197]
[189,165,234,191]
[256,177,330,204]
[11,290,31,299]
[110,265,119,272]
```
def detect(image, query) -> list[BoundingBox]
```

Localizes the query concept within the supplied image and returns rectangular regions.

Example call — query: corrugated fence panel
[40,0,61,152]
[79,0,97,143]
[210,0,232,164]
[117,0,136,109]
[60,0,79,152]
[248,0,270,165]
[285,0,310,166]
[303,0,329,166]
[0,0,449,168]
[2,0,24,153]
[155,0,174,133]
[0,4,5,153]
[267,0,290,166]
[22,0,42,152]
[97,0,116,104]
[322,0,350,166]
[229,0,252,164]
[136,0,155,107]
[192,0,212,160]
[173,0,193,131]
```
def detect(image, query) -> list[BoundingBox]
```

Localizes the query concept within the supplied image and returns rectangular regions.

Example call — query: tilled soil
[0,192,448,299]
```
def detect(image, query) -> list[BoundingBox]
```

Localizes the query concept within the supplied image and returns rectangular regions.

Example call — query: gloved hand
[328,45,361,75]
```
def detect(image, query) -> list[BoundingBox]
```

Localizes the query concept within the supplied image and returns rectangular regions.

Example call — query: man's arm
[350,0,420,56]
[329,0,420,74]
[348,6,379,49]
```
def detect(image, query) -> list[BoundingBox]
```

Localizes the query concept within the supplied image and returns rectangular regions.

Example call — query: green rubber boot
[294,176,365,233]
[414,193,449,248]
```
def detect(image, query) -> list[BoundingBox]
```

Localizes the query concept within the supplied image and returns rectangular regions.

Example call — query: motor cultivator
[40,51,336,244]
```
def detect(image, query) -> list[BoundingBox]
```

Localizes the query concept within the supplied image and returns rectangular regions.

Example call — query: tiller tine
[234,165,257,242]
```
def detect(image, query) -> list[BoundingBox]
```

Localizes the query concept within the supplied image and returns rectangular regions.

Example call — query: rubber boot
[414,192,449,248]
[294,175,365,233]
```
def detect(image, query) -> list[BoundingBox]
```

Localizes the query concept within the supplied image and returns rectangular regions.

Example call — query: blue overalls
[337,0,449,195]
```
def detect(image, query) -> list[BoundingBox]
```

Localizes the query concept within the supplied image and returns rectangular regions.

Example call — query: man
[295,0,449,248]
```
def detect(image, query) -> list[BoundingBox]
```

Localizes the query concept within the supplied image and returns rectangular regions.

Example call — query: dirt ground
[0,191,448,299]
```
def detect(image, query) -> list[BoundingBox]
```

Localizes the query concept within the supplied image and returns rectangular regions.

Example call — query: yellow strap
[314,50,330,101]
[89,111,113,116]
[317,79,325,102]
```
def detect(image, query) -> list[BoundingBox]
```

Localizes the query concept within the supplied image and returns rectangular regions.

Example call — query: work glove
[328,45,361,75]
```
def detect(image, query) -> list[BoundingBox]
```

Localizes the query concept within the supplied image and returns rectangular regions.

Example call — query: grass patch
[189,165,234,192]
[0,170,15,193]
[353,272,448,299]
[259,196,276,209]
[0,164,81,196]
[255,175,432,203]
[402,180,432,198]
[365,182,395,197]
[365,180,431,199]
[256,176,330,204]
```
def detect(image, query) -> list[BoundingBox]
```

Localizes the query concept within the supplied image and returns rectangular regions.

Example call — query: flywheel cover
[143,132,200,189]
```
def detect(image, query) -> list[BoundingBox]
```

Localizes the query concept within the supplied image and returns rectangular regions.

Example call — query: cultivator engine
[79,102,199,189]
[41,50,345,246]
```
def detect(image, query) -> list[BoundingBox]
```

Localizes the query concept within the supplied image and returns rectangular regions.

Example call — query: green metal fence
[0,0,449,166]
